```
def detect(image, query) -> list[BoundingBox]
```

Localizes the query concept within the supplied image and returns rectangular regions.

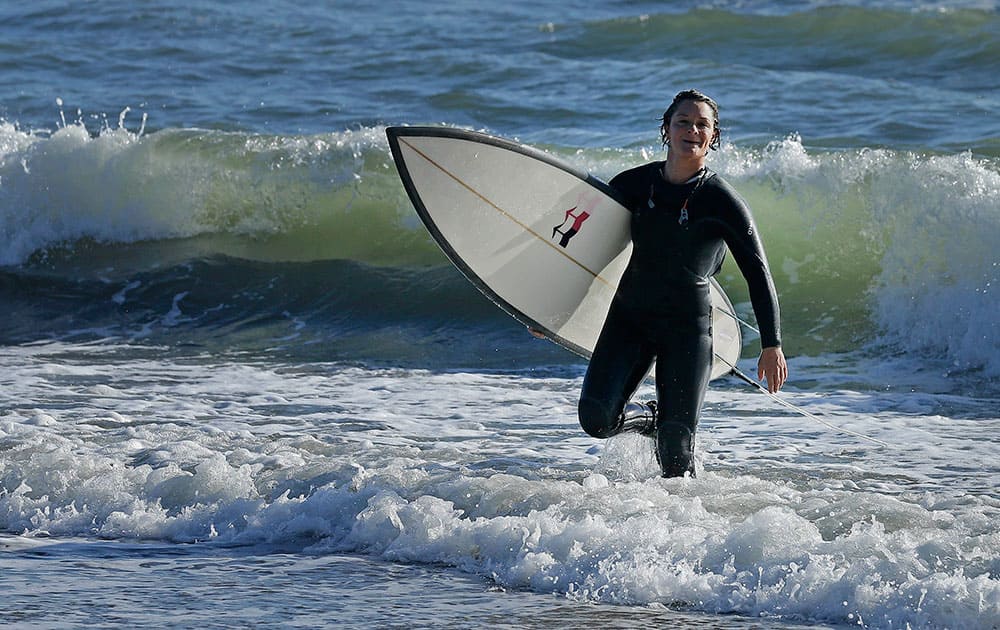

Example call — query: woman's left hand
[758,346,788,393]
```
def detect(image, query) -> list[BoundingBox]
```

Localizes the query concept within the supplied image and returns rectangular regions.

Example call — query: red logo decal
[552,206,591,248]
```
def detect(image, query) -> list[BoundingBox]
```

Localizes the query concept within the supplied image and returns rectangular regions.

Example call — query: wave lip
[0,121,439,268]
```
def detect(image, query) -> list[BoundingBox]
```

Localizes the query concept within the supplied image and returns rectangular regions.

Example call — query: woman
[578,89,787,477]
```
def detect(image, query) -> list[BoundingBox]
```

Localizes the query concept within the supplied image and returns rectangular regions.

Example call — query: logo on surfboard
[552,206,590,247]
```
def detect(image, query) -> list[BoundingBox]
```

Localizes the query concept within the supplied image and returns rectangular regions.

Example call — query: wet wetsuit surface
[578,161,782,473]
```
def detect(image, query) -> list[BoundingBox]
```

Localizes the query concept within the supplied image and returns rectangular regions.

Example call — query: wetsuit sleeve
[712,182,782,348]
[608,163,656,212]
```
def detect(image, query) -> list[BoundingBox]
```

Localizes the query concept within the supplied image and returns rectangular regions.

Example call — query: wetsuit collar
[661,161,707,185]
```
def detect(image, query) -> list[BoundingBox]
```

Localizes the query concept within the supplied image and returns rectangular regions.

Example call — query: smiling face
[665,99,719,162]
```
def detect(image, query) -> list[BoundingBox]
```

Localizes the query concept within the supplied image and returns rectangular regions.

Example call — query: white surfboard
[386,126,741,380]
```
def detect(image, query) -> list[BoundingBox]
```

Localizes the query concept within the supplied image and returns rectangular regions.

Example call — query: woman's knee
[578,396,619,438]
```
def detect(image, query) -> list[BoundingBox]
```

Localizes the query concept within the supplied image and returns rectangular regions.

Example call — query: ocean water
[1,1,998,628]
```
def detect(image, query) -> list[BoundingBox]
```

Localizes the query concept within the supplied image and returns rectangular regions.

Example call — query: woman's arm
[712,180,787,392]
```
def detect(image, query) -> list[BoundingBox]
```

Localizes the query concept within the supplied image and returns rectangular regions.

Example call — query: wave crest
[0,121,440,267]
[2,124,998,374]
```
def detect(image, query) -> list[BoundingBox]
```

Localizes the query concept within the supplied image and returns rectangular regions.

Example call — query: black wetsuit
[578,162,781,476]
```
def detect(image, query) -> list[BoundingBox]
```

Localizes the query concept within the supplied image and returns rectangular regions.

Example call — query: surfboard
[386,126,742,380]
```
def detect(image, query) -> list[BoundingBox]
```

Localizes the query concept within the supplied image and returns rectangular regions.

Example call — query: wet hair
[659,89,721,150]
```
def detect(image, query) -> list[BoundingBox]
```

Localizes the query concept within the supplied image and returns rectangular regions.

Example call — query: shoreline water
[2,536,837,629]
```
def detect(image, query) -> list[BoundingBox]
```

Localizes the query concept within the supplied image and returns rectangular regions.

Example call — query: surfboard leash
[716,356,890,448]
[712,301,888,446]
[716,306,759,334]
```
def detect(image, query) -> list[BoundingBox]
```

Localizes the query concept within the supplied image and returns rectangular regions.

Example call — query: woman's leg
[653,324,713,477]
[578,307,655,439]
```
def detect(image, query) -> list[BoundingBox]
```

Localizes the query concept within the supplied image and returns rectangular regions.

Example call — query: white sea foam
[0,120,416,267]
[1,342,996,628]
